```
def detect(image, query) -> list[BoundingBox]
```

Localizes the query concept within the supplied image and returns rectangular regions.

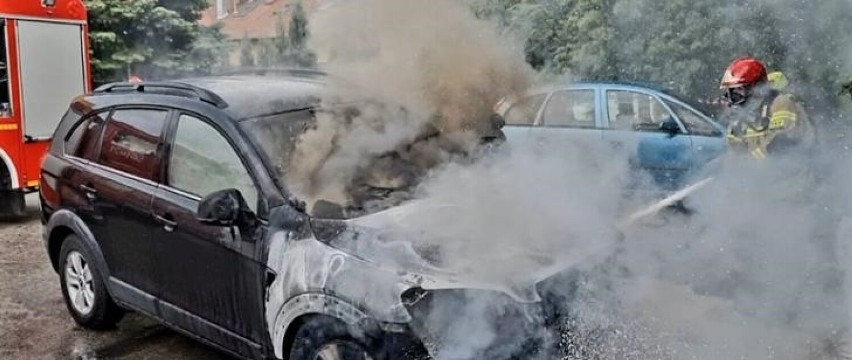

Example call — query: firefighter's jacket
[725,91,816,160]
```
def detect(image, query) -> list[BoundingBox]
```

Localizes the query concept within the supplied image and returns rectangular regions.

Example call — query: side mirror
[659,117,682,137]
[197,189,245,226]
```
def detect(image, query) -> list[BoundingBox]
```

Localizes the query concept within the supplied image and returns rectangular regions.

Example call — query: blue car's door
[601,88,693,190]
[503,88,604,151]
[526,88,604,147]
[661,98,727,172]
[501,92,548,148]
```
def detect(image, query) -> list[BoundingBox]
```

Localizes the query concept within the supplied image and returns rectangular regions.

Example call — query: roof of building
[198,0,327,40]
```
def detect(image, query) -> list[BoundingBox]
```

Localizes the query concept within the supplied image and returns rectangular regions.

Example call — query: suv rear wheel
[58,234,124,329]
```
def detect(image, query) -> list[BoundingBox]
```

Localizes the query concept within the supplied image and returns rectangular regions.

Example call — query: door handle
[80,184,97,201]
[154,214,178,232]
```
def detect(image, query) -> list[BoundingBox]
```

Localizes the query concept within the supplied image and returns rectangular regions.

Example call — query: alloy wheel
[64,251,95,316]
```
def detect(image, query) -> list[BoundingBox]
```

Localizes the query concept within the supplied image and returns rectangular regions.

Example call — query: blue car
[498,82,727,190]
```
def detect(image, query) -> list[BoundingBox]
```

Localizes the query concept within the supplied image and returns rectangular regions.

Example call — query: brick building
[199,0,331,67]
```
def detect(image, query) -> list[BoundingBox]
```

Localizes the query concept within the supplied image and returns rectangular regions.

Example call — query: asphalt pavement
[0,194,231,360]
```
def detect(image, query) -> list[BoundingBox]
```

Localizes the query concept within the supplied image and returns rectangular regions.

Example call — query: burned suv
[40,73,563,359]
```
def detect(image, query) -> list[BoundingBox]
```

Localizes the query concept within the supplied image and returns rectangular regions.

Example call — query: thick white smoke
[286,0,534,211]
[284,0,852,359]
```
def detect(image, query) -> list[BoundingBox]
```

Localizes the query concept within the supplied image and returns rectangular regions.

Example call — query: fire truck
[0,0,90,216]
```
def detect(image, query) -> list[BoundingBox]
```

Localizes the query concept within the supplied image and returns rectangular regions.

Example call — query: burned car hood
[313,199,615,303]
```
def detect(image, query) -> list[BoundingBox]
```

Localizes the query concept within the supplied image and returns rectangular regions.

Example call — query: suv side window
[541,90,597,128]
[168,114,258,211]
[504,94,546,125]
[607,90,672,132]
[98,109,167,180]
[65,113,106,160]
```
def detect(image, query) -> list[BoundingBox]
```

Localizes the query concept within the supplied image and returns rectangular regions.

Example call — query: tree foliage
[476,0,852,110]
[553,0,617,80]
[85,0,227,83]
[286,0,316,67]
[240,34,256,68]
[255,0,316,68]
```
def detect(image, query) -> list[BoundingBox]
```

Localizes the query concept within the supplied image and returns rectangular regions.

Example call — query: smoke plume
[276,0,852,359]
[285,0,534,212]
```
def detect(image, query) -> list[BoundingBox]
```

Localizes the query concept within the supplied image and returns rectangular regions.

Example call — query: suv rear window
[98,109,168,181]
[65,114,105,160]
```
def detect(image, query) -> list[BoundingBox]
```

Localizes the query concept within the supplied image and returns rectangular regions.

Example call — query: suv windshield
[240,109,315,184]
[239,101,416,218]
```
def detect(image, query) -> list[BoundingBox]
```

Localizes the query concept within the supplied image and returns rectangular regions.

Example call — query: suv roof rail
[93,81,229,108]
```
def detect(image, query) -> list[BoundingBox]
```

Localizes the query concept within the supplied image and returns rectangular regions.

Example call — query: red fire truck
[0,0,91,216]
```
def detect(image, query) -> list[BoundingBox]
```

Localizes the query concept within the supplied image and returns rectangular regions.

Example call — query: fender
[0,147,19,189]
[270,293,370,359]
[44,209,113,297]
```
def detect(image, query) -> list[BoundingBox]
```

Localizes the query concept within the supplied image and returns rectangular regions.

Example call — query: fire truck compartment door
[17,20,86,139]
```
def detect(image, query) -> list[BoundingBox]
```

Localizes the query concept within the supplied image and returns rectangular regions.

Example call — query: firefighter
[768,70,789,91]
[721,59,852,359]
[720,57,816,159]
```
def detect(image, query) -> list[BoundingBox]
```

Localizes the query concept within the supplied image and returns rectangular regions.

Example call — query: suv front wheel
[290,316,377,360]
[290,316,429,360]
[58,234,124,329]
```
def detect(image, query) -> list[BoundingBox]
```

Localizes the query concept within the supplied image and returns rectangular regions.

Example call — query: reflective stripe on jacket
[726,93,815,159]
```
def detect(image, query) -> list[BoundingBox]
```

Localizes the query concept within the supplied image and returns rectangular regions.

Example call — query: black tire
[289,316,430,360]
[290,317,376,360]
[58,234,124,330]
[0,190,26,219]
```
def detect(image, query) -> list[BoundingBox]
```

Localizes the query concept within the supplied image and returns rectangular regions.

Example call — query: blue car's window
[664,100,721,137]
[503,94,546,125]
[541,90,596,128]
[606,90,671,132]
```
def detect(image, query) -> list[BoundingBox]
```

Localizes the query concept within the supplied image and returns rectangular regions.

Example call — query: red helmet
[720,57,767,89]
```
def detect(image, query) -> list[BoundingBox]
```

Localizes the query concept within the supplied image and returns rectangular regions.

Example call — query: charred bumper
[403,288,549,360]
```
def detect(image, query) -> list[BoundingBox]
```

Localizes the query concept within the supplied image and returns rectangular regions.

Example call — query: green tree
[187,22,231,73]
[509,1,573,71]
[289,1,308,50]
[240,34,255,68]
[273,14,291,63]
[553,0,618,80]
[607,0,740,99]
[257,38,277,67]
[287,0,316,67]
[481,0,852,112]
[468,0,523,27]
[85,0,226,83]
